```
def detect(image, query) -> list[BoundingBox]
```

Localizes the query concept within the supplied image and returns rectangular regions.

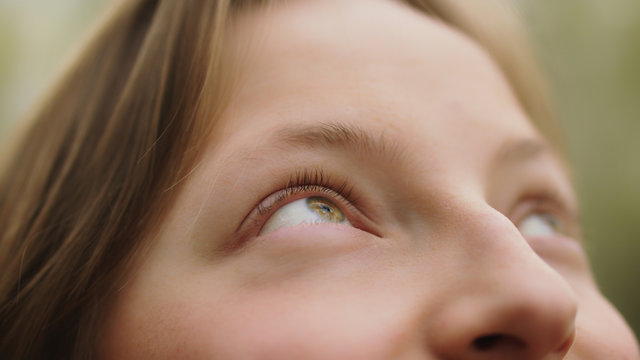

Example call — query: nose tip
[422,210,579,360]
[429,287,576,359]
[427,280,578,360]
[470,326,576,359]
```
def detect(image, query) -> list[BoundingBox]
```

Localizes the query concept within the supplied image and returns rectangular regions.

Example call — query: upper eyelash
[510,190,580,237]
[256,168,357,216]
[520,190,577,222]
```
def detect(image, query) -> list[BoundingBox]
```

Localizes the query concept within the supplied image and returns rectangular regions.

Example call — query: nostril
[472,334,526,352]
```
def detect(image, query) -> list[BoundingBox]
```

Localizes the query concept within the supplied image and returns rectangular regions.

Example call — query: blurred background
[0,0,639,337]
[519,0,640,338]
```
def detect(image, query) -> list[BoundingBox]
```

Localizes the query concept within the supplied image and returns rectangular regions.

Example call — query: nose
[423,207,578,360]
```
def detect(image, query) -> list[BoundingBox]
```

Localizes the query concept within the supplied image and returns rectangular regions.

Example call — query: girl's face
[102,0,639,358]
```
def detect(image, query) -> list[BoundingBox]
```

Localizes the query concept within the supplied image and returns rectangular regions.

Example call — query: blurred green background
[519,0,640,338]
[1,0,638,337]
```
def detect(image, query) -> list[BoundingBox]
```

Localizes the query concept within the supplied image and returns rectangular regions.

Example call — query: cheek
[191,297,395,359]
[100,263,421,360]
[571,290,640,358]
[103,291,409,360]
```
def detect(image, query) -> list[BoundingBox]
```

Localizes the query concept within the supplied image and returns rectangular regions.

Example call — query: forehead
[215,0,540,168]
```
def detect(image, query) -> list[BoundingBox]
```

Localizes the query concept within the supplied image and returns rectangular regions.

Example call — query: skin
[101,0,640,358]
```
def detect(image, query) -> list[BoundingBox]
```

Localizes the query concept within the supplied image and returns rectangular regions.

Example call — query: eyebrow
[254,120,551,174]
[493,137,550,169]
[274,121,406,162]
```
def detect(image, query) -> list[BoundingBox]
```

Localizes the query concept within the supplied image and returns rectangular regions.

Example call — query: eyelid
[256,185,358,225]
[243,186,370,242]
[234,169,380,249]
[510,195,578,239]
[256,184,354,218]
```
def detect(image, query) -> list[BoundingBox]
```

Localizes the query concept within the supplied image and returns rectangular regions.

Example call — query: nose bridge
[421,203,578,359]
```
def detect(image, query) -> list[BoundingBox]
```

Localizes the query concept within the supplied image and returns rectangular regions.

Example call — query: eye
[517,212,564,237]
[260,196,351,235]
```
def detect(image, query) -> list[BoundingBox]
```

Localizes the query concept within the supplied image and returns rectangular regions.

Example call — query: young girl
[1,0,638,358]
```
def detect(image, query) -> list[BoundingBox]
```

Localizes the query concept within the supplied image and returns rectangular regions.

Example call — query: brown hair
[0,0,557,358]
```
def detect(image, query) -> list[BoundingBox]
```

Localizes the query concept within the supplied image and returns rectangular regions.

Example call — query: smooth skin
[102,0,640,358]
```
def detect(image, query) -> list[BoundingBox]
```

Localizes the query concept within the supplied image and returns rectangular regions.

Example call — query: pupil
[319,204,332,214]
[306,196,344,222]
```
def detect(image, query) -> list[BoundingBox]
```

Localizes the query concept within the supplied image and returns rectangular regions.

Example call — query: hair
[0,0,559,358]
